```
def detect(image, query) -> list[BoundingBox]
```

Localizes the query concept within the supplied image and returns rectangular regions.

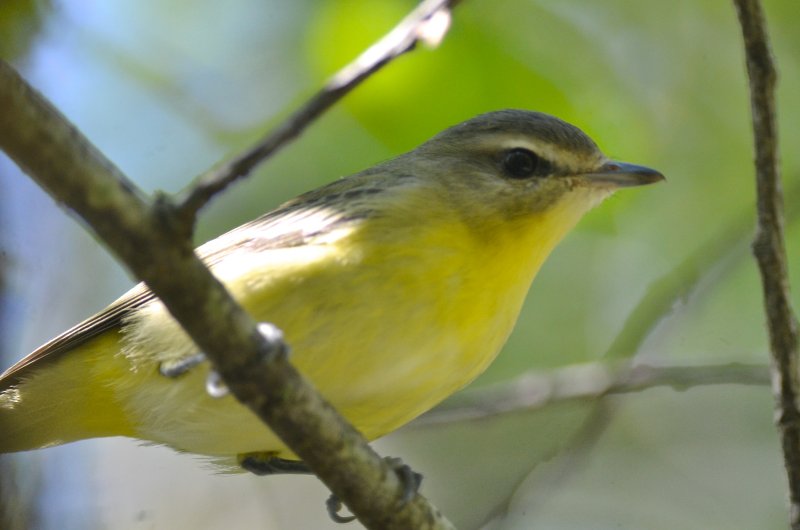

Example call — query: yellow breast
[114,185,605,459]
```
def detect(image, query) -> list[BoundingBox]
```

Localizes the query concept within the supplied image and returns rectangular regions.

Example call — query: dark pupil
[502,148,543,179]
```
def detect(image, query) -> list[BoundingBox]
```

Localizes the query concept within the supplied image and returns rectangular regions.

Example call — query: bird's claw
[256,322,290,362]
[158,322,287,399]
[325,456,423,524]
[385,456,423,504]
[158,352,207,378]
[205,370,229,398]
[326,495,357,524]
[239,454,310,476]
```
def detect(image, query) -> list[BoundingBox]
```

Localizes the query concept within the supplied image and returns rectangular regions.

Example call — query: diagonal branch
[733,1,800,528]
[175,0,461,222]
[0,43,453,530]
[0,1,469,526]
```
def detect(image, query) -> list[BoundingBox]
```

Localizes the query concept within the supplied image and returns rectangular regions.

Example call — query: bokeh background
[1,0,799,528]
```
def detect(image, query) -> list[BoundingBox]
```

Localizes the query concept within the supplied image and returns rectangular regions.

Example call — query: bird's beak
[579,161,665,188]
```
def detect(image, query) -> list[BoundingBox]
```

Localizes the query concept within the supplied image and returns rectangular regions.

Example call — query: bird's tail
[0,333,135,453]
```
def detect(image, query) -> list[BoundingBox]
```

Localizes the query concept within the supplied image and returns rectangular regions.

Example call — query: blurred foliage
[1,3,49,530]
[307,0,570,151]
[0,0,46,59]
[0,0,798,529]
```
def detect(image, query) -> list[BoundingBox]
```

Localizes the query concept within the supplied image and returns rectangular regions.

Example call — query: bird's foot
[239,453,310,475]
[326,456,423,524]
[157,322,289,399]
[158,353,207,378]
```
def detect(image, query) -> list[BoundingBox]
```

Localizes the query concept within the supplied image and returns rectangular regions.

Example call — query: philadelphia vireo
[0,109,663,469]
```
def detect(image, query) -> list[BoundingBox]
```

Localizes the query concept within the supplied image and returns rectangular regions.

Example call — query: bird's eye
[501,148,550,179]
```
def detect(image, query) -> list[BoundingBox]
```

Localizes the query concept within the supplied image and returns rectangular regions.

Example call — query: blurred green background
[0,0,798,528]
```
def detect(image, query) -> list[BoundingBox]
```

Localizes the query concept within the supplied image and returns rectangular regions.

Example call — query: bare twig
[733,0,800,527]
[0,54,453,530]
[175,0,460,222]
[416,361,770,426]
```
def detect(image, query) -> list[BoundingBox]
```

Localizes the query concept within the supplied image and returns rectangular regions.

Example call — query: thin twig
[416,361,770,426]
[733,0,800,527]
[175,0,460,222]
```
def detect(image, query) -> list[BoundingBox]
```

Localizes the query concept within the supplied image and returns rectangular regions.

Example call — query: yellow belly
[1,188,601,463]
[114,191,598,461]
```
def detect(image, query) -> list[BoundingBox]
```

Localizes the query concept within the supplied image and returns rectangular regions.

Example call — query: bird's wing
[0,286,155,390]
[0,172,394,390]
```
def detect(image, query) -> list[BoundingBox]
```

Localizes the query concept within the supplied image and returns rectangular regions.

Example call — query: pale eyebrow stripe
[488,135,565,165]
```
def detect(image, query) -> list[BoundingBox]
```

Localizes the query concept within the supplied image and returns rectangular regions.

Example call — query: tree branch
[415,361,770,426]
[733,1,800,527]
[0,1,459,523]
[175,0,460,222]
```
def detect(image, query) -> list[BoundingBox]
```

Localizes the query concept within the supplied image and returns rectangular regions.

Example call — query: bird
[0,109,663,471]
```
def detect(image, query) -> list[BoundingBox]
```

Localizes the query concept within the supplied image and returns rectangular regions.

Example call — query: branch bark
[0,0,463,526]
[733,1,800,527]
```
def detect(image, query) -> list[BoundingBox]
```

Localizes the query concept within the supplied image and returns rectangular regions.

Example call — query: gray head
[391,109,663,222]
[422,109,602,171]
